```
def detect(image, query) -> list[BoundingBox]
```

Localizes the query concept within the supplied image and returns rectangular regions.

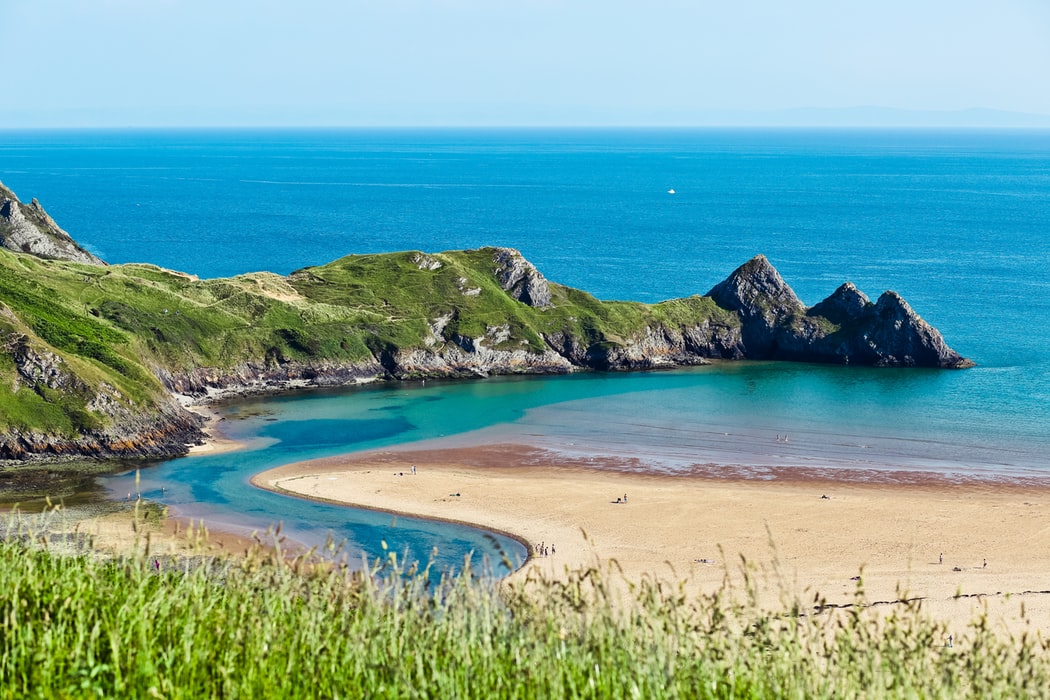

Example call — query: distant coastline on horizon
[5,106,1050,130]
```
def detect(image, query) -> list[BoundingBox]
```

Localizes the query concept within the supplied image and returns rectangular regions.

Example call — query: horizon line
[5,123,1050,132]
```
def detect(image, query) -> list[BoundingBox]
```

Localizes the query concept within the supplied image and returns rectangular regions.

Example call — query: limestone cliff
[0,181,106,266]
[706,256,973,368]
[493,248,553,308]
[0,328,204,462]
[0,184,973,464]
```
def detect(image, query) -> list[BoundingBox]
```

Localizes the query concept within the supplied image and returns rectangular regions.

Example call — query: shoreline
[255,442,1050,637]
[180,400,249,456]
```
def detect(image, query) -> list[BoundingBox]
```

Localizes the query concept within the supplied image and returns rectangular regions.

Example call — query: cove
[102,360,1050,573]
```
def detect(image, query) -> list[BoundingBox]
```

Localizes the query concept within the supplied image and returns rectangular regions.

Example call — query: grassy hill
[0,234,976,464]
[0,243,745,461]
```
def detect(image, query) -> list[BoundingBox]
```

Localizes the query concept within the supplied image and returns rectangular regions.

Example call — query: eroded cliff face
[0,182,106,266]
[706,256,973,369]
[542,322,743,371]
[493,248,553,308]
[0,400,205,462]
[157,252,969,407]
[0,331,204,463]
[707,254,806,358]
[0,180,972,465]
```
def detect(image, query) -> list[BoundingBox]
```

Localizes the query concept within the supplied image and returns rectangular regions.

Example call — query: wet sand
[256,443,1050,638]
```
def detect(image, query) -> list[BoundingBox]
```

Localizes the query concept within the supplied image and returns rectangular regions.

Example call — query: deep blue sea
[3,128,1050,567]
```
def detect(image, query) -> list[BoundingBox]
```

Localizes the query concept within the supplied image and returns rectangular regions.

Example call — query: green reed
[1,509,1048,699]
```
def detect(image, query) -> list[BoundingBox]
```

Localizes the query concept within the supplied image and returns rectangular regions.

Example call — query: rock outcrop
[493,248,552,308]
[706,255,806,358]
[0,185,973,465]
[0,400,205,462]
[707,256,973,368]
[0,181,106,266]
[0,331,204,462]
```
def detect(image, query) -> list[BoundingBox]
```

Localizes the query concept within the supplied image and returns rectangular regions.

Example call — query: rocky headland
[0,181,105,266]
[0,182,971,464]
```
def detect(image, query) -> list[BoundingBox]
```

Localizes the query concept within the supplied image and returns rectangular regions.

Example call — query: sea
[3,127,1050,571]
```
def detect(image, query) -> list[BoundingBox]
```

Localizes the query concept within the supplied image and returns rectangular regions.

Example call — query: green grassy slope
[287,248,740,360]
[0,526,1045,698]
[0,246,742,450]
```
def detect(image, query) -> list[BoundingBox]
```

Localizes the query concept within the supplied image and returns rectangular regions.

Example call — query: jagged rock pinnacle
[0,181,106,266]
[492,247,552,308]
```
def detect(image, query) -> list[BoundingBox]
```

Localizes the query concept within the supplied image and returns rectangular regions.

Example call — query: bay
[3,127,1050,565]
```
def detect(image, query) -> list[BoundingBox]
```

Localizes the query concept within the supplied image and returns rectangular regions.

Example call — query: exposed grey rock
[457,276,481,296]
[411,252,442,271]
[0,181,106,266]
[855,291,971,368]
[707,256,972,368]
[808,282,870,324]
[706,254,806,357]
[156,359,388,400]
[0,399,205,463]
[707,255,805,318]
[0,331,205,462]
[492,247,552,308]
[544,318,745,371]
[390,343,573,379]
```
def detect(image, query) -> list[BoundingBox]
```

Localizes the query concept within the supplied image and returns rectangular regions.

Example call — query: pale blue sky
[3,0,1049,127]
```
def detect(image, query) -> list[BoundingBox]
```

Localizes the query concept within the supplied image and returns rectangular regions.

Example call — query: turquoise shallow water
[4,128,1050,564]
[103,362,1050,569]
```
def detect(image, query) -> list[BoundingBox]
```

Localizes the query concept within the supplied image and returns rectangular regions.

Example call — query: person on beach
[939,552,943,565]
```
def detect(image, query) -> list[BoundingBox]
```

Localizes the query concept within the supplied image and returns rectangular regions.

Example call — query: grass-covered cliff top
[0,224,971,460]
[0,244,736,441]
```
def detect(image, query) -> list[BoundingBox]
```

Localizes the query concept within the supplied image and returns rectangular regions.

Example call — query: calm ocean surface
[3,128,1050,565]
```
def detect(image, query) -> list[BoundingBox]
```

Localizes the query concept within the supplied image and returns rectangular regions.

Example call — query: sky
[3,0,1050,128]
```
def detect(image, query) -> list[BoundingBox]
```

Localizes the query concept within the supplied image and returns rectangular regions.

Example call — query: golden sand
[255,443,1050,638]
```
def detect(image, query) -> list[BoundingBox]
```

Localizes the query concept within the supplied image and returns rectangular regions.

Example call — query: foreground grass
[1,515,1048,698]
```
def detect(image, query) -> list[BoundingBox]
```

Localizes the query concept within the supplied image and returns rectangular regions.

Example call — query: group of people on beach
[613,494,628,504]
[938,552,988,569]
[535,541,555,557]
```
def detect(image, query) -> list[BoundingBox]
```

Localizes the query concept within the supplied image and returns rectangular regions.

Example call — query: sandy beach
[180,400,248,456]
[256,443,1050,638]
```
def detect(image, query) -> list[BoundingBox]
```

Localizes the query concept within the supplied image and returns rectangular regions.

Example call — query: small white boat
[667,188,676,194]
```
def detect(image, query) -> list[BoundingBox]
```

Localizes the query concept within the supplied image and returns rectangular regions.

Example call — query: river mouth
[8,359,1050,573]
